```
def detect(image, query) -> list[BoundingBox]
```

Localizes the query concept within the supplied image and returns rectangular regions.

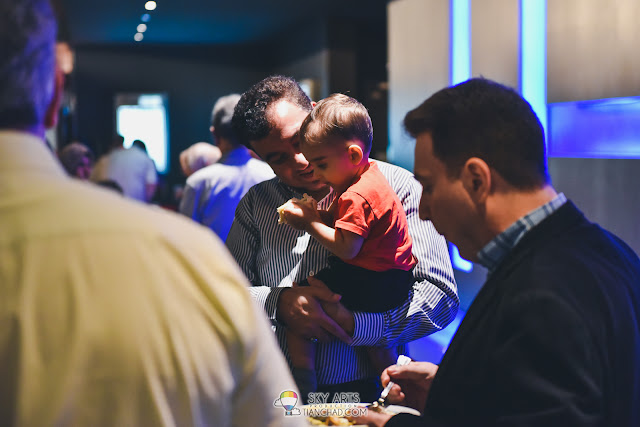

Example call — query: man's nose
[293,151,309,169]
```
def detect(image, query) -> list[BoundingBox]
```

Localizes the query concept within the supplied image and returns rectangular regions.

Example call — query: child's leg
[286,330,318,402]
[366,346,398,377]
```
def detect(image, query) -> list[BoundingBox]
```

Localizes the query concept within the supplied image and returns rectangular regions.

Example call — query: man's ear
[461,157,491,203]
[347,144,363,165]
[44,66,64,129]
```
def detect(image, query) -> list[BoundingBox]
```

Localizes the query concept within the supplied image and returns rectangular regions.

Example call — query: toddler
[279,93,416,400]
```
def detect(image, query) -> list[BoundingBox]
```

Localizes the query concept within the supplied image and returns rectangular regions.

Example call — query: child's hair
[300,93,373,155]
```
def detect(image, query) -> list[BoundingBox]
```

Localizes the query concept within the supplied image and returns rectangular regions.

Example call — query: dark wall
[67,22,388,203]
[70,44,271,192]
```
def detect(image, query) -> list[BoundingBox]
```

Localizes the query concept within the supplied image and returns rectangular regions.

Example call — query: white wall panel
[471,0,519,89]
[388,0,450,171]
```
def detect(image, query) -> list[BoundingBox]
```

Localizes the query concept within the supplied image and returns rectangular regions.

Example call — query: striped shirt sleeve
[350,162,460,347]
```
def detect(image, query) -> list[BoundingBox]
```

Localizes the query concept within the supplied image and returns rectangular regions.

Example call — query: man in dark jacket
[357,78,640,427]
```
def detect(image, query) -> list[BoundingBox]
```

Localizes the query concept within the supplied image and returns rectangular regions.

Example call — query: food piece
[306,416,354,426]
[277,193,314,225]
[276,201,290,225]
[328,416,353,425]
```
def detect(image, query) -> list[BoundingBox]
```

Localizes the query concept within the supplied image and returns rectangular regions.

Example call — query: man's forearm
[350,277,458,348]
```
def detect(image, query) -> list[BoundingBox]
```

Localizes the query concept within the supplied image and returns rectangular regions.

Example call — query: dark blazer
[387,201,640,427]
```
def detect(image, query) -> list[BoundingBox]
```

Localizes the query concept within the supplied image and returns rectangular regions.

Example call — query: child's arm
[281,196,364,260]
[307,221,364,260]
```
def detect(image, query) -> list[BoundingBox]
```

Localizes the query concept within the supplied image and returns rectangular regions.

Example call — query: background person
[355,77,640,427]
[0,2,304,425]
[179,93,274,241]
[91,134,157,203]
[228,75,458,403]
[179,141,222,177]
[57,141,94,179]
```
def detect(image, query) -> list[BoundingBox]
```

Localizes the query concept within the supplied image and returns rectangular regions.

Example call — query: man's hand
[380,361,439,412]
[309,276,355,337]
[277,278,352,344]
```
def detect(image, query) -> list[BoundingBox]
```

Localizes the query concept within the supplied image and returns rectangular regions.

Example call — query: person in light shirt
[91,134,158,203]
[179,94,274,241]
[0,1,304,425]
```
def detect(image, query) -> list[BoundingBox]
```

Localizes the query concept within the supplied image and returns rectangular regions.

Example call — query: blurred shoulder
[371,159,420,196]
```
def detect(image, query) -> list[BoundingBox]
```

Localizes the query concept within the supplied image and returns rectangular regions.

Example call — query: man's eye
[316,164,327,170]
[422,184,433,194]
[291,133,300,147]
[271,155,287,165]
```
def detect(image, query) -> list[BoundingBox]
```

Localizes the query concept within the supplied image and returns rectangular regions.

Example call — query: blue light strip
[449,0,473,273]
[450,243,473,273]
[520,0,547,140]
[450,0,471,85]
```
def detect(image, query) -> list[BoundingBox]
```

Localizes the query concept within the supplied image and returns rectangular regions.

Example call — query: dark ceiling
[59,0,388,45]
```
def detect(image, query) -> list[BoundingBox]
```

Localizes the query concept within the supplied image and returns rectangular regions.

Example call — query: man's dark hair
[300,93,373,155]
[404,77,549,189]
[0,0,57,130]
[132,139,147,153]
[210,93,241,145]
[232,75,312,148]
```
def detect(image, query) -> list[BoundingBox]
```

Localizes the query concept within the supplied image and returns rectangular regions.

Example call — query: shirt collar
[0,130,66,177]
[477,192,568,273]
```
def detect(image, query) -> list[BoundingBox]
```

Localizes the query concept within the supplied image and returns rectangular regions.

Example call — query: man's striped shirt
[226,160,459,385]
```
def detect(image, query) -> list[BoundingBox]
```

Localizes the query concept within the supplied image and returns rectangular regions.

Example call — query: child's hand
[281,196,321,231]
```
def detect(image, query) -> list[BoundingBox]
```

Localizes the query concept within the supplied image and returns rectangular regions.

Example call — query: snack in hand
[277,193,314,225]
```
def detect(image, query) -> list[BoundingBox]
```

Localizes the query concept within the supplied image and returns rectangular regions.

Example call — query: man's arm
[178,181,198,219]
[226,192,282,318]
[226,191,350,343]
[350,164,459,347]
[144,158,158,202]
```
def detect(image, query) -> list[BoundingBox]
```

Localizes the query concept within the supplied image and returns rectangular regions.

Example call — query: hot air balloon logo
[274,390,301,416]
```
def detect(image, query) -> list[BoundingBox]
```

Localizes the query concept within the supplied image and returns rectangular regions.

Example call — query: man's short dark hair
[132,139,147,153]
[404,77,549,189]
[300,93,373,155]
[232,75,312,148]
[0,0,57,130]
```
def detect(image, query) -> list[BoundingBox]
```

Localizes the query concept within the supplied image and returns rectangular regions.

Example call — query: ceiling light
[137,23,147,33]
[145,1,156,11]
[141,13,151,22]
[134,32,144,42]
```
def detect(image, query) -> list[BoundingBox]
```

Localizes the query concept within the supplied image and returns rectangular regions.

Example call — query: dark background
[53,1,390,203]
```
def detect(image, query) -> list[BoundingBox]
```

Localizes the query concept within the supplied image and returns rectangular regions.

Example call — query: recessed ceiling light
[134,32,144,42]
[137,23,147,33]
[145,1,156,11]
[141,13,151,22]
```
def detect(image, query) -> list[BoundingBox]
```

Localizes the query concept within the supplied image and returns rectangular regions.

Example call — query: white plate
[384,405,421,416]
[303,402,421,423]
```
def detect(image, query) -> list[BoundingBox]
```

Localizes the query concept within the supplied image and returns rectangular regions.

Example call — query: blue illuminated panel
[520,0,547,136]
[548,96,640,159]
[450,0,471,85]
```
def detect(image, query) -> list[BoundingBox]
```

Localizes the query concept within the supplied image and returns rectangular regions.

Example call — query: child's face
[302,141,359,193]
